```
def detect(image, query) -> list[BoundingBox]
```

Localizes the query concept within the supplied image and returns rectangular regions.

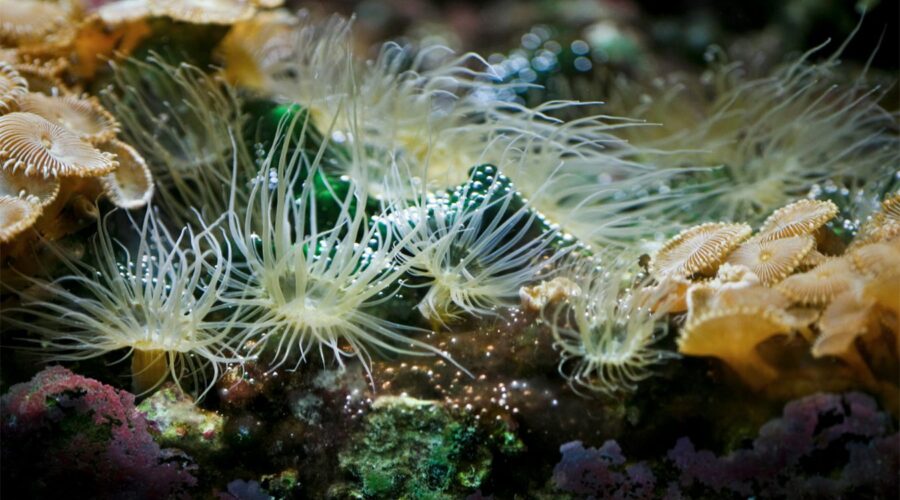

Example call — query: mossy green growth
[337,396,523,499]
[131,19,229,69]
[137,384,224,457]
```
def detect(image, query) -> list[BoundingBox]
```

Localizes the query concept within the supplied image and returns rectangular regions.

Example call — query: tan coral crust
[0,194,40,242]
[18,93,120,144]
[851,193,900,249]
[651,222,752,278]
[0,167,60,207]
[216,9,299,89]
[152,0,256,25]
[96,0,154,25]
[98,139,154,209]
[813,290,876,358]
[12,62,69,96]
[725,235,815,285]
[0,62,29,113]
[776,256,858,305]
[679,304,801,389]
[0,112,117,177]
[757,199,838,242]
[0,0,70,45]
[850,238,900,277]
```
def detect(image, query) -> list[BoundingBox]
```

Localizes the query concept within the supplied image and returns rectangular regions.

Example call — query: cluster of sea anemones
[645,195,898,405]
[0,3,896,408]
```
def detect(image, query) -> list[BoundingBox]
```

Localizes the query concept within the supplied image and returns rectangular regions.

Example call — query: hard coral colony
[0,0,897,497]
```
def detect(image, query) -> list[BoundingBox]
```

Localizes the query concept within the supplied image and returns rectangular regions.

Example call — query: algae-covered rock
[138,383,224,457]
[335,395,523,499]
[0,366,197,499]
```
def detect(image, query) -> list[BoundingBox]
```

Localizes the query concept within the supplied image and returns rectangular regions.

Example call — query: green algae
[336,395,523,499]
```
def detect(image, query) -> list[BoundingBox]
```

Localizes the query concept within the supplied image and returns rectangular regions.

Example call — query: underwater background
[0,0,898,498]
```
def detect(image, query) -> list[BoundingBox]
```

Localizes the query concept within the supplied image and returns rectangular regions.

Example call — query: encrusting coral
[648,194,899,400]
[18,92,120,144]
[650,222,752,278]
[724,235,814,285]
[0,61,28,113]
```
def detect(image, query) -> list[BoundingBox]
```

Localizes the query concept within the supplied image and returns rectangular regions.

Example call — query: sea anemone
[385,163,563,325]
[725,235,815,285]
[222,115,459,381]
[102,57,252,225]
[0,111,117,177]
[19,92,121,144]
[651,222,752,278]
[210,12,703,250]
[0,61,28,113]
[607,37,899,226]
[5,209,241,397]
[545,254,675,396]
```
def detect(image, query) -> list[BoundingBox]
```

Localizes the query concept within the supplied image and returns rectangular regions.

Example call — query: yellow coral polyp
[651,222,752,278]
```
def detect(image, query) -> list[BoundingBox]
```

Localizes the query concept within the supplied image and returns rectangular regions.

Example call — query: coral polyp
[5,210,240,397]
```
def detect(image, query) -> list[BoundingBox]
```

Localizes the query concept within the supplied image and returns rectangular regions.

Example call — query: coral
[678,270,816,389]
[0,111,117,177]
[756,199,838,242]
[850,192,900,249]
[0,366,197,499]
[138,383,225,458]
[154,0,256,25]
[548,393,898,498]
[0,194,39,242]
[0,165,61,207]
[336,395,523,499]
[776,256,857,305]
[0,61,28,113]
[97,139,154,209]
[520,276,581,312]
[18,92,120,144]
[651,222,752,278]
[725,234,814,285]
[5,209,242,397]
[552,440,655,498]
[668,392,899,497]
[0,0,71,46]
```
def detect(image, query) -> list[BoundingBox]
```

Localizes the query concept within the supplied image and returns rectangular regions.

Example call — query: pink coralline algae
[552,392,898,499]
[669,392,899,497]
[1,366,197,500]
[552,440,656,499]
